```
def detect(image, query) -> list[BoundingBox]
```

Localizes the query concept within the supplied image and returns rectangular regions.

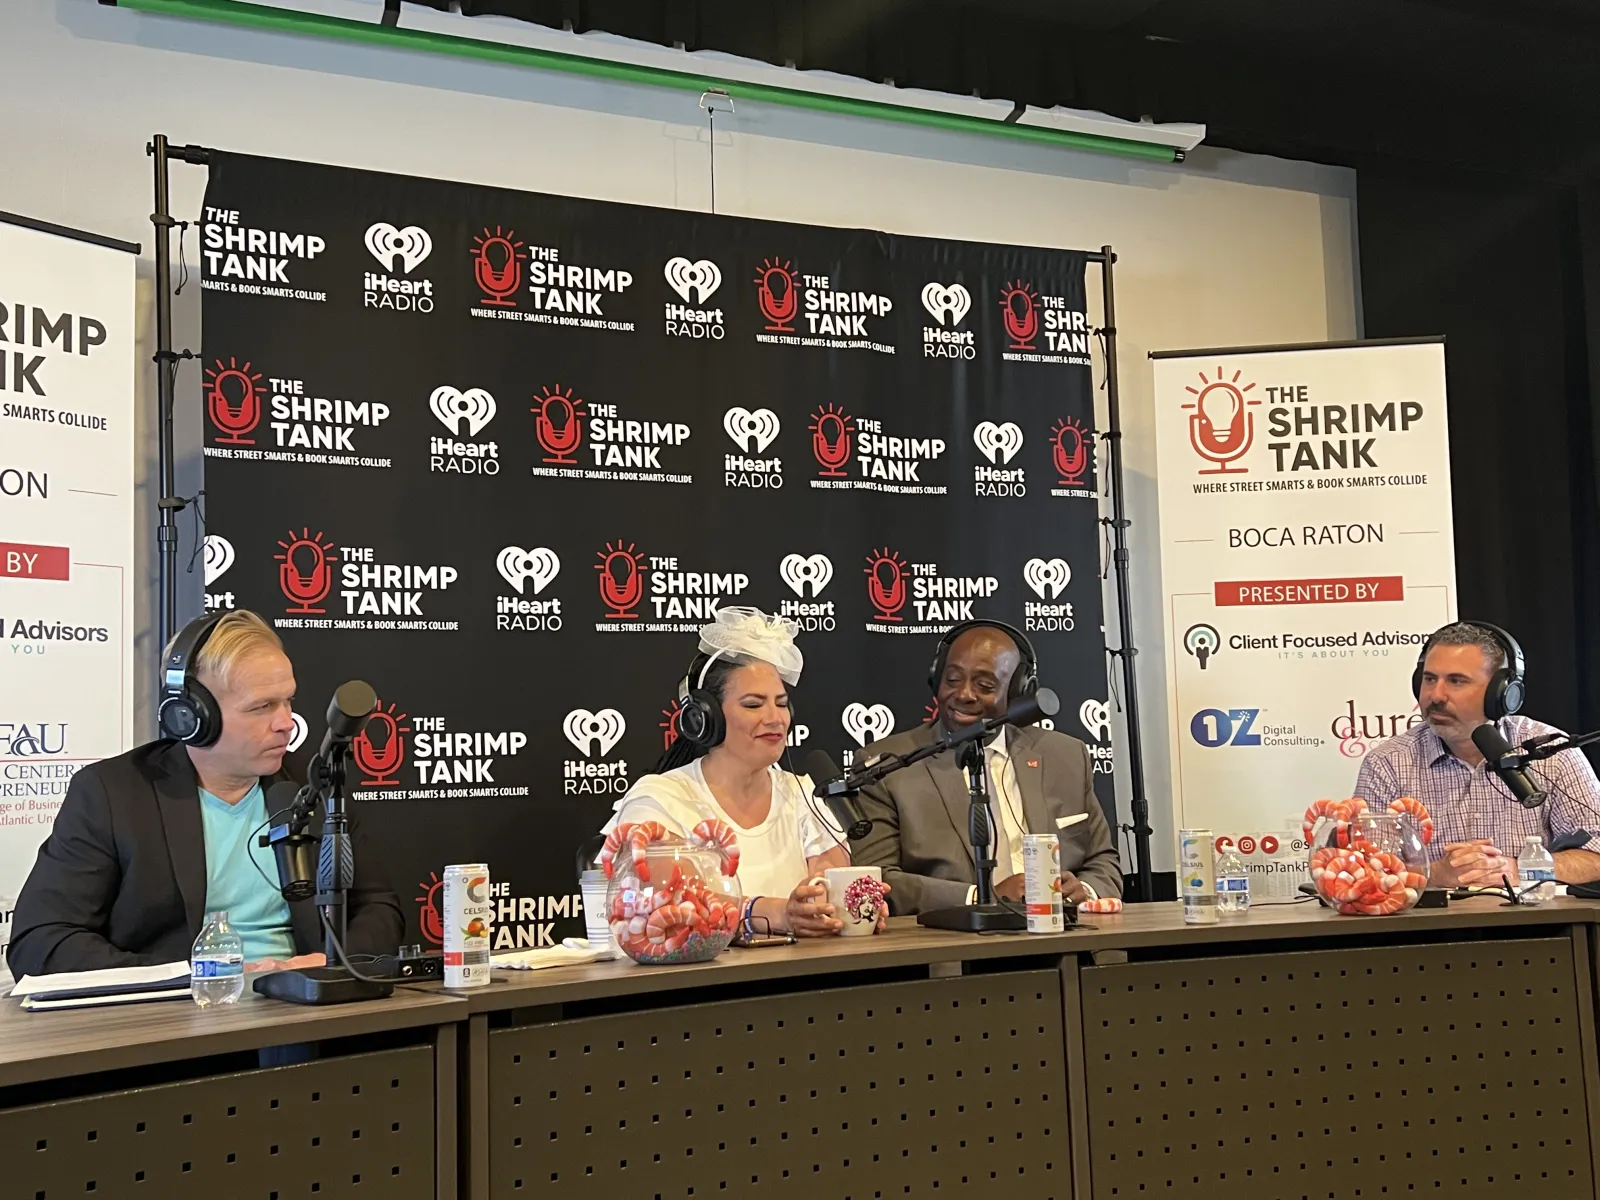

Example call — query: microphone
[1472,722,1548,808]
[943,687,1062,747]
[264,779,318,901]
[804,749,873,840]
[318,680,378,760]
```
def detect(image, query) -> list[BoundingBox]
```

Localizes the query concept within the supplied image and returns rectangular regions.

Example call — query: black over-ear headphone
[1411,620,1526,721]
[927,619,1039,702]
[158,611,228,747]
[677,650,797,750]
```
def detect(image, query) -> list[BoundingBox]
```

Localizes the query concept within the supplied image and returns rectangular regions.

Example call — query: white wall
[0,0,1360,872]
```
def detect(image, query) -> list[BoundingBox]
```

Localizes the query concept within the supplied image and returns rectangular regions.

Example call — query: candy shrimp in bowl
[601,819,744,965]
[1303,797,1433,915]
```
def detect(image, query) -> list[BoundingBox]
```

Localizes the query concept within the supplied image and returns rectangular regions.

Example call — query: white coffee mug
[824,866,885,936]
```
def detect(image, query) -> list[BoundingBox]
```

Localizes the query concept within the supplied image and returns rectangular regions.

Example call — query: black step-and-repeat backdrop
[198,152,1113,951]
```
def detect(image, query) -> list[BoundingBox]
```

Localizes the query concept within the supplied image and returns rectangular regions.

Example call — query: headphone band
[928,618,1039,697]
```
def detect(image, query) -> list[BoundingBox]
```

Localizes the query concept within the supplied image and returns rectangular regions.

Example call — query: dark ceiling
[449,0,1600,178]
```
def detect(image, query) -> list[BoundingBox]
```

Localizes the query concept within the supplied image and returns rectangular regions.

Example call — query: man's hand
[995,874,1027,902]
[1430,841,1514,888]
[785,879,843,937]
[1059,871,1093,906]
[244,953,327,974]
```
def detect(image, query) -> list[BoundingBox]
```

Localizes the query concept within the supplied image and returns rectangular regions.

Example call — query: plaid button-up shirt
[1352,715,1600,860]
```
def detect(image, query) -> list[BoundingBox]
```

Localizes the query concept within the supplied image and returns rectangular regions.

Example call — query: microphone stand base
[252,966,394,1006]
[917,903,1029,934]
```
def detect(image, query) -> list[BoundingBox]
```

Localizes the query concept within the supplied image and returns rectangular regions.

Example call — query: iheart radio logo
[430,386,497,437]
[723,407,781,454]
[1023,557,1071,600]
[564,708,626,757]
[496,546,560,595]
[354,699,410,787]
[920,282,971,326]
[973,421,1024,465]
[287,712,307,753]
[779,553,833,597]
[664,257,722,304]
[1079,699,1111,743]
[364,223,432,274]
[275,528,338,615]
[204,357,265,445]
[842,703,895,748]
[202,535,235,586]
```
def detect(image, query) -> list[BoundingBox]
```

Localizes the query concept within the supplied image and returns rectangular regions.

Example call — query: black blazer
[6,739,403,978]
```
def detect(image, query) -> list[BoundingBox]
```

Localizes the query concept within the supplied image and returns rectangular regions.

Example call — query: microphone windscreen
[327,680,379,740]
[1003,687,1061,730]
[1471,721,1514,761]
[803,749,843,788]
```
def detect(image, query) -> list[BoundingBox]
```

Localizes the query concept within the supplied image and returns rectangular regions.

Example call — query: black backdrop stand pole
[147,134,211,660]
[1094,245,1155,903]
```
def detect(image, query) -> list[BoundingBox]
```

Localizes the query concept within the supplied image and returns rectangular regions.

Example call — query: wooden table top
[0,981,464,1088]
[455,895,1600,1013]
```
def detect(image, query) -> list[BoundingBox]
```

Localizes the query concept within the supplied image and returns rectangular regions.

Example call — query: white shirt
[605,760,842,901]
[965,729,1097,904]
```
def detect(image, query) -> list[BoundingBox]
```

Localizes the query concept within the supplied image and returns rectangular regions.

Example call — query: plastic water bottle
[1215,845,1251,914]
[1517,836,1557,906]
[191,910,245,1008]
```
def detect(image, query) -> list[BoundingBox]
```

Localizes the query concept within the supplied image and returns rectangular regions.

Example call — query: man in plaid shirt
[1354,622,1600,888]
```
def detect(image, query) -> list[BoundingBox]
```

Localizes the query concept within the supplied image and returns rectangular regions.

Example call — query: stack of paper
[10,961,192,1011]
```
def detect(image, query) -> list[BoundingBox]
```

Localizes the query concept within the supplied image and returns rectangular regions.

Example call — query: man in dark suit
[7,611,401,979]
[853,621,1121,914]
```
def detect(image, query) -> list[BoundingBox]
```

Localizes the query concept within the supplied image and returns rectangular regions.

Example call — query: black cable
[174,220,191,295]
[319,910,406,984]
[182,489,209,576]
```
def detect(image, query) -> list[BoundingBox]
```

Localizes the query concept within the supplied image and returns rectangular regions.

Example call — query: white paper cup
[824,866,885,936]
[579,870,618,959]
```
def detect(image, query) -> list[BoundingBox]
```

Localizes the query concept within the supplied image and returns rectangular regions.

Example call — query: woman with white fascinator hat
[600,606,887,938]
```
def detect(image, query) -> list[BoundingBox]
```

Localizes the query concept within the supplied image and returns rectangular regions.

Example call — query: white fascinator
[696,606,804,685]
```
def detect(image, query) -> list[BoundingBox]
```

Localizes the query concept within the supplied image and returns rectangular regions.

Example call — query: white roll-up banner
[1151,340,1456,876]
[0,214,137,906]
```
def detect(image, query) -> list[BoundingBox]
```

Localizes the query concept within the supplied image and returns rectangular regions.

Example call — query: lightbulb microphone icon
[596,541,645,619]
[205,358,264,445]
[1051,417,1089,485]
[275,529,337,615]
[354,701,408,787]
[472,225,525,307]
[1000,282,1039,350]
[863,549,907,621]
[756,259,798,332]
[1183,623,1221,670]
[1183,369,1259,475]
[533,387,584,465]
[809,405,854,477]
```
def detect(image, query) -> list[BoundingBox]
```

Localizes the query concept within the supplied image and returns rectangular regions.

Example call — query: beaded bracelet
[742,895,761,940]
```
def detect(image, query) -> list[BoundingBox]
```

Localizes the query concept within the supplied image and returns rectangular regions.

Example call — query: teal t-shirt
[199,782,297,963]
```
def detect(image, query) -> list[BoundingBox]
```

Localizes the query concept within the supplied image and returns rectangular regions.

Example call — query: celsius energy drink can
[1179,830,1218,925]
[1022,833,1064,934]
[443,863,492,987]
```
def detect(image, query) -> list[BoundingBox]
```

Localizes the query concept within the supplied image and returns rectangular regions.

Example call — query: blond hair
[164,610,285,690]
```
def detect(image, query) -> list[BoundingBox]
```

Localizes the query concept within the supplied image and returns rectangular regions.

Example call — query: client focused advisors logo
[563,708,630,795]
[429,386,499,476]
[998,280,1090,365]
[276,528,338,615]
[664,257,724,340]
[779,553,836,632]
[363,222,434,314]
[921,282,975,359]
[842,703,895,748]
[205,358,264,445]
[809,403,946,494]
[530,386,692,484]
[354,698,410,788]
[1049,416,1095,498]
[973,421,1026,497]
[496,546,562,633]
[723,407,783,490]
[471,225,526,308]
[203,534,237,612]
[1183,623,1221,669]
[1022,557,1074,632]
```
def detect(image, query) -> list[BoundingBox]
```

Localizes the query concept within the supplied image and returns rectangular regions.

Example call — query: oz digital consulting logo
[1182,365,1260,475]
[1183,623,1220,669]
[1189,707,1262,748]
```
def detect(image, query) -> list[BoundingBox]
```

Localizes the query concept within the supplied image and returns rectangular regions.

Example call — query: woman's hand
[874,882,892,933]
[786,877,843,937]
